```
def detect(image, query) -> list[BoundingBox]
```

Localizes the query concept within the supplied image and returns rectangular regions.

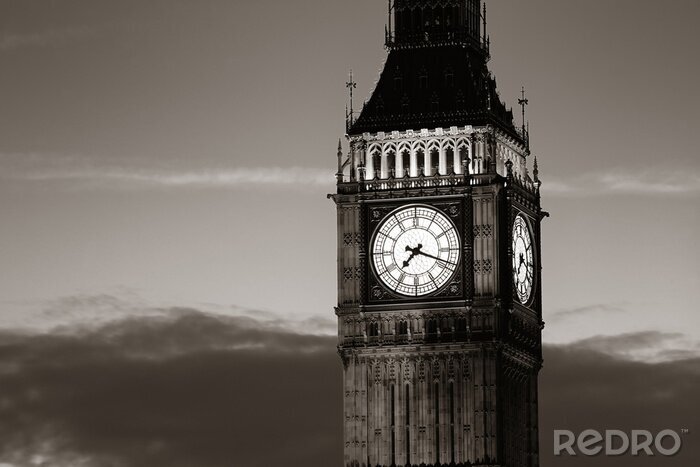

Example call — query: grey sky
[0,1,699,465]
[0,0,698,351]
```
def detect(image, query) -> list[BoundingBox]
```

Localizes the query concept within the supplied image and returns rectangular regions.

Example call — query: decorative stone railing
[362,172,468,191]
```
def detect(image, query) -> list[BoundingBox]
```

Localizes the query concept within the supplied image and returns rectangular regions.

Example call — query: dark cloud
[567,330,685,352]
[0,310,341,467]
[540,344,700,466]
[560,331,697,363]
[0,311,698,466]
[548,304,627,322]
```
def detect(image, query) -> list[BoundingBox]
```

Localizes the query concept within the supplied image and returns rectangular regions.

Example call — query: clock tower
[330,2,545,466]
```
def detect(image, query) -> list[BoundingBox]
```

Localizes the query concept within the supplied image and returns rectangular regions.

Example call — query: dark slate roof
[349,45,520,141]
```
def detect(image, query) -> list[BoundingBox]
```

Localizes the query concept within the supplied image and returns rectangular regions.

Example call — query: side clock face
[372,205,460,297]
[512,215,534,304]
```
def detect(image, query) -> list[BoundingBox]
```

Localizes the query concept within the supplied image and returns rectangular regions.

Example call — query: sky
[0,0,698,465]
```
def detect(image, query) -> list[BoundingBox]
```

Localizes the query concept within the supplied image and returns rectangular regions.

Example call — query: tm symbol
[681,429,690,435]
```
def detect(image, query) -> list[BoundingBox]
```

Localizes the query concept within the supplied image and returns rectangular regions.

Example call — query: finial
[346,70,357,127]
[336,139,344,183]
[518,86,529,139]
[518,86,530,136]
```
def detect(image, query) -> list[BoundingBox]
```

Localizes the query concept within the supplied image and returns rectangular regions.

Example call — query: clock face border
[512,213,535,305]
[369,203,462,300]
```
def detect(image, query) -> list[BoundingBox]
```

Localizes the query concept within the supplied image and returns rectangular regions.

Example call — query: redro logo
[554,429,683,457]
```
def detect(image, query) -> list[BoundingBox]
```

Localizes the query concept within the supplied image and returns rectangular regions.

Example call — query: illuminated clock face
[512,215,534,304]
[372,205,460,297]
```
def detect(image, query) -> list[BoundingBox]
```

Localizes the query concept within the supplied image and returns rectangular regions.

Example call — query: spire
[533,156,541,194]
[336,139,344,183]
[345,70,357,132]
[518,87,529,136]
[518,86,530,148]
[533,156,539,182]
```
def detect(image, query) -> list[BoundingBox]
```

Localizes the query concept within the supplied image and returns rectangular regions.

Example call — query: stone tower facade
[330,2,545,466]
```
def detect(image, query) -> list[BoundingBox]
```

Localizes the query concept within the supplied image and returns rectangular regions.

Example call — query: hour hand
[403,244,423,268]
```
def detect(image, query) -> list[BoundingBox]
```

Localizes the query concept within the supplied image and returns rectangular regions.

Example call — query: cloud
[0,292,336,338]
[0,152,333,190]
[0,28,95,51]
[0,313,698,466]
[543,169,700,196]
[563,330,700,363]
[539,344,700,466]
[0,310,339,467]
[4,151,698,195]
[549,303,628,322]
[19,167,333,188]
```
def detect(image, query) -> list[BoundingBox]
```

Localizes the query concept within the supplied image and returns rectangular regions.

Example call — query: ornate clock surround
[365,198,472,304]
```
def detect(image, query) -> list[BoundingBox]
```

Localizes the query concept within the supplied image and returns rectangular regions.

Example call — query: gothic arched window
[398,321,409,335]
[430,148,440,176]
[385,150,396,179]
[401,149,411,177]
[445,147,455,175]
[368,322,379,337]
[371,150,381,180]
[456,317,468,336]
[427,319,438,335]
[416,149,426,176]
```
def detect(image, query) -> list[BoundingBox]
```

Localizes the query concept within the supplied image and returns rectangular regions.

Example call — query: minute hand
[417,251,456,266]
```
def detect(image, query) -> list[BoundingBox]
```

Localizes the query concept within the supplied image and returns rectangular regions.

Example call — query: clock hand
[402,244,423,268]
[416,250,456,266]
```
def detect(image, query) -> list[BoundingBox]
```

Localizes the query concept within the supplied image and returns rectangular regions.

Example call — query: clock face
[512,215,534,304]
[372,205,460,297]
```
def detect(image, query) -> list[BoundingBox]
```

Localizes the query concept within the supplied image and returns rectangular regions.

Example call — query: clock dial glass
[372,205,460,297]
[512,215,534,304]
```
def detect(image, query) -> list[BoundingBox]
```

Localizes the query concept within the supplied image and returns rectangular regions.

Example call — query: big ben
[330,2,545,466]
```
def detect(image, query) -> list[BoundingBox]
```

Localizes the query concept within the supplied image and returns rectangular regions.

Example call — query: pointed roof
[348,0,523,143]
[349,46,518,140]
